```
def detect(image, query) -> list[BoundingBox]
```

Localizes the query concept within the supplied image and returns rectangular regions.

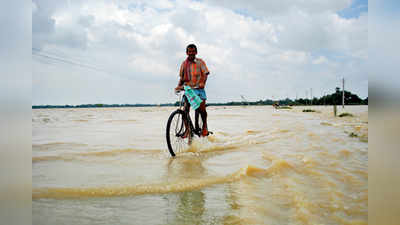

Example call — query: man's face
[186,47,197,60]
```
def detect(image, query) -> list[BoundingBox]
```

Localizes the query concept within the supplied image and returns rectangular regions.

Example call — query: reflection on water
[166,156,206,224]
[182,191,205,221]
[168,190,206,225]
[33,106,368,225]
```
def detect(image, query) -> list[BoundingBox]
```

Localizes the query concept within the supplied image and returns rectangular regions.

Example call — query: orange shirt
[179,58,209,89]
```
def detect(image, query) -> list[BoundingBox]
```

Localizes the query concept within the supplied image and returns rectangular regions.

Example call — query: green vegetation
[359,136,368,143]
[32,88,367,109]
[349,132,358,137]
[303,109,316,112]
[278,106,292,109]
[348,132,368,143]
[338,113,354,117]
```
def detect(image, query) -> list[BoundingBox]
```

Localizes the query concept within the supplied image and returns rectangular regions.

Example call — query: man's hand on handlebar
[175,85,184,94]
[175,85,184,91]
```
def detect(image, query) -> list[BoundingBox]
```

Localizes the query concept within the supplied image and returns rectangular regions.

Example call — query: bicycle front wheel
[166,109,191,157]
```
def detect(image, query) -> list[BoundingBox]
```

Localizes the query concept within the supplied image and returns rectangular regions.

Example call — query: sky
[32,0,368,105]
[369,0,400,102]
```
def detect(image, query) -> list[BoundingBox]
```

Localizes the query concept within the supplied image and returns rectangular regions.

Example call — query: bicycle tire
[166,109,191,157]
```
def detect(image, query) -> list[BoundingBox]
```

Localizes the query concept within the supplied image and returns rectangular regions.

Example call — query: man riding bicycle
[175,44,210,137]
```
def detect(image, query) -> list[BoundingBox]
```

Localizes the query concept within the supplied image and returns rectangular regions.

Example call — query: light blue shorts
[193,89,207,100]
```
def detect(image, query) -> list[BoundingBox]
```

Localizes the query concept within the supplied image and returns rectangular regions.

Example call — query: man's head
[186,44,197,61]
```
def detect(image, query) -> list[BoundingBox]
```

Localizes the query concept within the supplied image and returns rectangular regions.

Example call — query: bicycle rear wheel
[166,109,192,157]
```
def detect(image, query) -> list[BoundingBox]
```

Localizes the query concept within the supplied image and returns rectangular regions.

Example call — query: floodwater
[32,105,368,225]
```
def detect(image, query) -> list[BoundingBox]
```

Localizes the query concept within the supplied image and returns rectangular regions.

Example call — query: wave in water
[32,163,292,199]
[32,148,162,162]
[33,132,276,163]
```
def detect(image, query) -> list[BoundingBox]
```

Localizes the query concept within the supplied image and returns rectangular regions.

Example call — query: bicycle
[165,87,211,157]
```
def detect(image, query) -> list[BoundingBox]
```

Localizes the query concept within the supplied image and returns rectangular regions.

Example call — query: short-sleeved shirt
[179,58,209,89]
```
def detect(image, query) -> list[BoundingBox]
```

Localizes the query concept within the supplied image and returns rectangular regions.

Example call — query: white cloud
[32,0,368,105]
[312,56,328,65]
[204,0,352,16]
[129,55,174,76]
[278,51,310,64]
[32,1,38,13]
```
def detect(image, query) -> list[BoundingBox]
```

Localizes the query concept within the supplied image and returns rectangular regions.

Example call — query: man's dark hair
[186,44,197,53]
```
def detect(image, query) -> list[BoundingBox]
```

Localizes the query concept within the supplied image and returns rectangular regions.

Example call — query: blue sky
[32,0,368,105]
[338,0,368,18]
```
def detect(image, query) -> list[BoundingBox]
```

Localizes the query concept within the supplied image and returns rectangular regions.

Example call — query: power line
[32,48,107,73]
[32,48,142,83]
[32,48,93,64]
[32,47,87,64]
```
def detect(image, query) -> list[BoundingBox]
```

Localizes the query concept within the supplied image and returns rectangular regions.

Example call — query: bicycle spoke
[166,110,191,156]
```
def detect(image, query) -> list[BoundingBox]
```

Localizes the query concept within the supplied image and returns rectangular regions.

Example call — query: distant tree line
[203,87,367,106]
[32,87,367,109]
[32,103,175,109]
[292,87,368,106]
[206,87,367,106]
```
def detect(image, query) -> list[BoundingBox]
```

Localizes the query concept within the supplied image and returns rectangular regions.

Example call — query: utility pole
[342,78,345,108]
[310,88,313,105]
[305,90,308,105]
[240,95,249,106]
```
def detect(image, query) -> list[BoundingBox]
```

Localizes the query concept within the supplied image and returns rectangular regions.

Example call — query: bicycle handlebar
[174,86,184,95]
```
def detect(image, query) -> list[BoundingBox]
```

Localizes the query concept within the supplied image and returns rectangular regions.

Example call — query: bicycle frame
[176,91,202,137]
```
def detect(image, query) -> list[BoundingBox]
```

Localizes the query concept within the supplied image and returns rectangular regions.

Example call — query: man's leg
[199,101,208,136]
[183,96,190,138]
[195,110,200,132]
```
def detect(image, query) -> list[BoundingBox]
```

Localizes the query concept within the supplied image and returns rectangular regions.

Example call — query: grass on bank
[338,112,353,117]
[278,106,292,109]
